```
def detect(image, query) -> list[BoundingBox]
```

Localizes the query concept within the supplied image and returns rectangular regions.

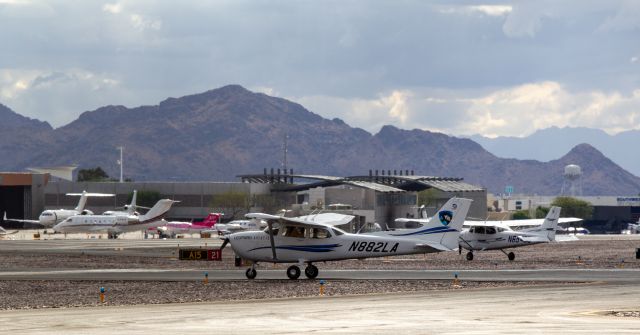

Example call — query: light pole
[117,146,124,183]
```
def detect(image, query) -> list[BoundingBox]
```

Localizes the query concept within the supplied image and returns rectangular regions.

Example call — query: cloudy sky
[1,0,639,137]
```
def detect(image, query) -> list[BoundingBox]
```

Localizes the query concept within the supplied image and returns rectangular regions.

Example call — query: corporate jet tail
[386,198,472,250]
[67,191,115,212]
[127,190,138,215]
[139,199,179,223]
[522,206,561,241]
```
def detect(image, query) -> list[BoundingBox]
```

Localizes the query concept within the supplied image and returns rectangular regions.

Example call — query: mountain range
[471,127,640,177]
[1,85,640,196]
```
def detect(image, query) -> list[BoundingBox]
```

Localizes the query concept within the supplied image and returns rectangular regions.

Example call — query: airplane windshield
[486,227,496,234]
[331,227,345,236]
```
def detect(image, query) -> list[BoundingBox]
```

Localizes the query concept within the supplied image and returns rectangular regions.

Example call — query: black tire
[286,265,301,280]
[246,268,257,279]
[466,251,474,261]
[508,252,515,261]
[304,264,319,279]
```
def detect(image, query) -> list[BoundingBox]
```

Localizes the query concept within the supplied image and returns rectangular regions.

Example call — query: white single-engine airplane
[458,206,562,261]
[221,198,472,280]
[53,199,178,238]
[3,191,113,227]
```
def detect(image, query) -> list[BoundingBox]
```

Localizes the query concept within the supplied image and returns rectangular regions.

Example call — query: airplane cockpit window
[468,227,475,233]
[497,227,506,232]
[284,226,306,238]
[485,227,496,234]
[311,228,331,239]
[474,226,485,234]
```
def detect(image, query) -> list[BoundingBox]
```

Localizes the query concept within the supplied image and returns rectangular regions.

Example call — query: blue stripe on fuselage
[389,226,457,236]
[249,244,342,253]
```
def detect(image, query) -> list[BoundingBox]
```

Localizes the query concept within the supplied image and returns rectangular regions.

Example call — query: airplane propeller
[220,237,230,251]
[268,220,278,261]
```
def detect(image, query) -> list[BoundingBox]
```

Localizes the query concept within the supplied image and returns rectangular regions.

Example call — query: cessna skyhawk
[220,198,471,280]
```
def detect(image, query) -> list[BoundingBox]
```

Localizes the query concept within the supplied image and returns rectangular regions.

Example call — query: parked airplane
[458,206,562,261]
[53,199,178,239]
[220,198,471,279]
[154,213,223,237]
[103,190,141,216]
[3,191,113,227]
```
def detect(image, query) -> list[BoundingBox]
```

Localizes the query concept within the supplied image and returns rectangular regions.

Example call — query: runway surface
[2,283,639,334]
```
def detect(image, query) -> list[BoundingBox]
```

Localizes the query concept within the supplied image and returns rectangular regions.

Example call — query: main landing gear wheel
[466,251,474,261]
[305,264,319,279]
[287,265,301,280]
[245,268,257,279]
[507,252,515,261]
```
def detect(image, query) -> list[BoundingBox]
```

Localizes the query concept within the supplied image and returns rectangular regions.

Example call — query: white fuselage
[229,230,438,263]
[38,209,87,227]
[53,215,166,235]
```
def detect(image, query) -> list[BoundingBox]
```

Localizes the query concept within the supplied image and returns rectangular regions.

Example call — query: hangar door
[0,186,29,228]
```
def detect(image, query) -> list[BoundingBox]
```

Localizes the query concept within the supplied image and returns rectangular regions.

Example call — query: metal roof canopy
[238,173,484,193]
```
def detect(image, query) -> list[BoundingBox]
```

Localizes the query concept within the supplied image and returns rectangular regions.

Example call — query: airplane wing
[3,212,40,224]
[517,235,551,243]
[245,213,334,229]
[559,218,583,224]
[66,192,115,197]
[295,213,355,226]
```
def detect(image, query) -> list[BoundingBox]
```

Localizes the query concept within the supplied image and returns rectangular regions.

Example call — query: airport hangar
[4,170,486,231]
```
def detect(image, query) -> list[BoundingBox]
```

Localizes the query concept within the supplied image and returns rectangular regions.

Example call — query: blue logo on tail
[439,210,453,226]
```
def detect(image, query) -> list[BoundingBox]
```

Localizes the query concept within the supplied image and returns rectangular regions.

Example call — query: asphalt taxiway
[2,283,639,334]
[1,268,640,282]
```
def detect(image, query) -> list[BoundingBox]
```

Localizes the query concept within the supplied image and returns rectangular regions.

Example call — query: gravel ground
[0,280,556,310]
[0,239,635,310]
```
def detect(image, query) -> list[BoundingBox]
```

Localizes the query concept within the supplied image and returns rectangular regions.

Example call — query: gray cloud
[0,0,638,136]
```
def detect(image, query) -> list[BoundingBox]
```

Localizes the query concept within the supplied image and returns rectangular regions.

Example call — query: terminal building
[0,170,487,231]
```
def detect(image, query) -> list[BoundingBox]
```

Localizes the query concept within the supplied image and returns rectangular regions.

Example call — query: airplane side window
[312,228,330,239]
[469,227,475,233]
[475,226,485,234]
[486,227,496,234]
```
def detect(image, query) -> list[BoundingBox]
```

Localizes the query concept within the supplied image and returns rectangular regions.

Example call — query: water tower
[560,164,583,196]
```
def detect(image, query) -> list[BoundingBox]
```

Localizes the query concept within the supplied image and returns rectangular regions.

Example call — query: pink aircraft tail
[193,213,222,228]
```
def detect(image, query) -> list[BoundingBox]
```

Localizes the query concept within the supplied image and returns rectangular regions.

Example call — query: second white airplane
[458,206,562,261]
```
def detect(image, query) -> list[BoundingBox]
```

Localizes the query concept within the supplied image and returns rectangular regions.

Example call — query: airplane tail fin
[523,206,561,241]
[139,199,178,223]
[200,213,222,228]
[127,190,138,215]
[74,191,88,212]
[387,198,472,250]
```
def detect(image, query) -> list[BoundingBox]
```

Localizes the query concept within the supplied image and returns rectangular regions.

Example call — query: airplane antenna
[117,146,124,183]
[282,133,288,172]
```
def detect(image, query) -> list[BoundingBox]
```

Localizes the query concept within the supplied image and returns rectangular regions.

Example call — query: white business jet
[458,206,562,261]
[3,191,113,227]
[220,198,471,280]
[53,199,178,239]
[103,190,141,216]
